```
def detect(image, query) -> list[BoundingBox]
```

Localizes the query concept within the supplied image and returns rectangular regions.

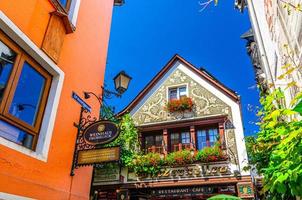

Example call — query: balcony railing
[146,146,164,154]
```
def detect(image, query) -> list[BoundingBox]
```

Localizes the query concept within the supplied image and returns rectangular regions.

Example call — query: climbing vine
[104,113,140,166]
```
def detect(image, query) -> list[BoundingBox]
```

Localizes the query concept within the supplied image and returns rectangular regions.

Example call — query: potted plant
[130,152,163,177]
[165,149,195,166]
[166,97,194,113]
[195,144,228,163]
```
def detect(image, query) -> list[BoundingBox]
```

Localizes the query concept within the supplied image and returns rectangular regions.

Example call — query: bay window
[0,31,52,150]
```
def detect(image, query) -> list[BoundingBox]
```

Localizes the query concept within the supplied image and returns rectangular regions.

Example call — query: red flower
[166,97,194,112]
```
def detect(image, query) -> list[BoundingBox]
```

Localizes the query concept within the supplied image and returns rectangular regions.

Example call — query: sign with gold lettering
[237,182,254,198]
[127,163,232,182]
[83,120,119,145]
[77,147,120,166]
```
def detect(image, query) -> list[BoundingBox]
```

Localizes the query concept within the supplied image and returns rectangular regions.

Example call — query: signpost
[72,91,92,112]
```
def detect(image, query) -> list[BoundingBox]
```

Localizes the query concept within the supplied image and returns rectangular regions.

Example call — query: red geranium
[166,97,194,112]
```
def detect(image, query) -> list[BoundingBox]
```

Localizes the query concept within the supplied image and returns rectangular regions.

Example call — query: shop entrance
[128,185,237,200]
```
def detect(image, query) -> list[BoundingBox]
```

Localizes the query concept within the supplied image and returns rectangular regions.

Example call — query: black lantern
[113,71,132,95]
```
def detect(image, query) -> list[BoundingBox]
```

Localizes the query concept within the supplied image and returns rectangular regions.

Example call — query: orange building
[0,0,122,199]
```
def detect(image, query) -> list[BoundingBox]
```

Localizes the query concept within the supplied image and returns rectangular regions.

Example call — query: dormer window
[168,86,187,100]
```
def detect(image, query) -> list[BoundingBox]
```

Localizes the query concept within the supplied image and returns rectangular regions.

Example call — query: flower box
[166,97,194,112]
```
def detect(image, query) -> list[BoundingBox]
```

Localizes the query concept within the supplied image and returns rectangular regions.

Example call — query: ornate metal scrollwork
[70,108,99,176]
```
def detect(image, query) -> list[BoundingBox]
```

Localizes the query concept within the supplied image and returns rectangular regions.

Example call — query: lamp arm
[86,92,103,106]
[101,86,121,99]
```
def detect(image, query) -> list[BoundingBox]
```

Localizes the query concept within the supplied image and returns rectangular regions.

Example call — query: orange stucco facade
[0,0,115,199]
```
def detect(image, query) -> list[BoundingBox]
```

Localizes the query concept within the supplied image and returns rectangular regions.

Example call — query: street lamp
[113,70,132,95]
[84,70,132,103]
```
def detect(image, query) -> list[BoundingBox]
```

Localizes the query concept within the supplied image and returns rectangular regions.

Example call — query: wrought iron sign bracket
[70,107,97,176]
[70,91,121,176]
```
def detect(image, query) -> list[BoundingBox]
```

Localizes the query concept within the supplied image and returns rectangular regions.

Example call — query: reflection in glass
[179,86,187,98]
[169,89,177,100]
[209,129,218,147]
[0,40,16,102]
[197,130,207,150]
[181,132,190,144]
[0,120,33,149]
[58,0,68,8]
[9,62,46,126]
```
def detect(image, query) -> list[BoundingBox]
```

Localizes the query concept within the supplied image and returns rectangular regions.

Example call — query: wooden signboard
[77,147,120,166]
[237,182,254,198]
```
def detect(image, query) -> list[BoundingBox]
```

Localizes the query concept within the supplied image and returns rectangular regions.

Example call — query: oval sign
[83,120,119,145]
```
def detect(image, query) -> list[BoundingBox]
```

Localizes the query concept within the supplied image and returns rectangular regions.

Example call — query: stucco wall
[0,0,114,199]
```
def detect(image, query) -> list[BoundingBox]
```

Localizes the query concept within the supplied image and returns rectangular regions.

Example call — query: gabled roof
[117,54,239,116]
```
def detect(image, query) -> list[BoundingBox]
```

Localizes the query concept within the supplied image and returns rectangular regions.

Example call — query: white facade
[245,0,302,105]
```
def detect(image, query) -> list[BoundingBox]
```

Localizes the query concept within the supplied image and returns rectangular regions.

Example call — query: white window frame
[167,84,188,100]
[0,11,64,162]
[68,0,81,27]
[0,192,34,200]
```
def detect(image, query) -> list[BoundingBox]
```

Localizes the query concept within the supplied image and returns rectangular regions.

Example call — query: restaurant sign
[77,147,120,166]
[151,185,236,196]
[83,120,119,145]
[128,163,232,181]
[237,182,254,198]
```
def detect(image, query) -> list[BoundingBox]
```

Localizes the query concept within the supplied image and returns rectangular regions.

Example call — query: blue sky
[105,0,259,136]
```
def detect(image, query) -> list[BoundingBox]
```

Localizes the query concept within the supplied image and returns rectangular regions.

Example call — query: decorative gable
[132,68,231,126]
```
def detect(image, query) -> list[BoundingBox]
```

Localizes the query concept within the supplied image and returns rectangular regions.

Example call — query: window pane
[169,89,177,100]
[197,130,207,150]
[9,62,46,126]
[0,120,33,149]
[145,136,154,148]
[179,86,187,98]
[181,132,190,144]
[170,133,179,144]
[58,0,68,8]
[0,40,16,102]
[209,128,218,147]
[155,135,163,146]
[170,133,179,152]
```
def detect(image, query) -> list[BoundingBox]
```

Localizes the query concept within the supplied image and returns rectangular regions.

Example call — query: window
[170,131,191,152]
[196,128,218,150]
[168,86,187,100]
[144,135,163,154]
[56,0,72,11]
[0,31,52,150]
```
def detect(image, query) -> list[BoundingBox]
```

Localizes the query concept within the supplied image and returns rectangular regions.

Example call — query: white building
[237,0,302,106]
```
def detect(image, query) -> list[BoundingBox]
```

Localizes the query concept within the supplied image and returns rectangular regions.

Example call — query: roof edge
[117,54,239,117]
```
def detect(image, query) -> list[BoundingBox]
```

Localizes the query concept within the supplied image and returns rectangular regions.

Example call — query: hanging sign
[83,120,119,145]
[77,147,120,166]
[237,182,254,198]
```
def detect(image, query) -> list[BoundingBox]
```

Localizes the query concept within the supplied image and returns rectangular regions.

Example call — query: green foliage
[165,149,195,166]
[129,153,163,177]
[104,114,139,166]
[246,88,302,199]
[127,143,227,177]
[195,144,226,162]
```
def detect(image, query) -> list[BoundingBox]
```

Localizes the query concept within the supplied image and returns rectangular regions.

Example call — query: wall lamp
[83,70,132,105]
